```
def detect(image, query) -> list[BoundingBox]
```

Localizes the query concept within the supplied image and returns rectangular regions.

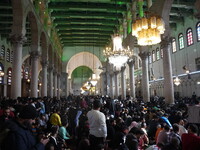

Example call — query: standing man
[87,100,107,150]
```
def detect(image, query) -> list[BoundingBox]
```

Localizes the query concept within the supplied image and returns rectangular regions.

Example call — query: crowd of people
[0,95,200,150]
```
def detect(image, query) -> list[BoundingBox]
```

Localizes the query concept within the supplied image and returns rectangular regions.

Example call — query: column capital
[161,36,173,49]
[10,34,27,44]
[41,60,49,67]
[139,52,148,60]
[127,59,135,67]
[30,51,41,58]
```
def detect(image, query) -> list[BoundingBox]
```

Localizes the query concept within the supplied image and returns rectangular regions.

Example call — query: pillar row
[121,66,126,100]
[139,51,150,102]
[30,50,40,98]
[41,60,48,97]
[10,34,26,99]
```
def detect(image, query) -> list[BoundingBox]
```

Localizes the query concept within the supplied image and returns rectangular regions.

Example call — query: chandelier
[132,16,165,46]
[174,76,181,86]
[103,35,133,69]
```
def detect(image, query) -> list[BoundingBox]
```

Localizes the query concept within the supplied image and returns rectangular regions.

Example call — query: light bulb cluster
[132,16,165,46]
[103,35,133,69]
[174,76,181,86]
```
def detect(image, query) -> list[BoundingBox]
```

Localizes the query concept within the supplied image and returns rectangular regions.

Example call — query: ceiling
[0,0,196,48]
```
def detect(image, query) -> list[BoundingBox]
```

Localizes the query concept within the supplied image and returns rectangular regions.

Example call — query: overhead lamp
[103,35,133,69]
[174,76,181,86]
[132,15,165,46]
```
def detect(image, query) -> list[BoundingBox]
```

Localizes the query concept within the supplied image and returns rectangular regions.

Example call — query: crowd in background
[0,94,200,150]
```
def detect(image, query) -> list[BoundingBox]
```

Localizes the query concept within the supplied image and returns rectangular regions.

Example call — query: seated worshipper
[182,124,200,150]
[58,119,70,140]
[1,105,49,150]
[156,125,170,147]
[50,108,62,126]
[113,124,129,150]
[0,106,13,129]
[126,127,144,150]
[46,126,61,150]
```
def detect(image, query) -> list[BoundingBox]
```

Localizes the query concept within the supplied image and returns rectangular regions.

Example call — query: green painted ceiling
[48,0,131,47]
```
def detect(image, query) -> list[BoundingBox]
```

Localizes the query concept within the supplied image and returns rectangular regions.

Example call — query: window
[1,45,5,58]
[156,48,160,60]
[0,63,4,84]
[152,50,156,62]
[178,33,184,50]
[149,52,152,64]
[6,49,10,62]
[186,28,194,46]
[197,22,200,42]
[172,38,177,53]
[160,48,163,58]
[7,68,12,85]
[10,51,13,63]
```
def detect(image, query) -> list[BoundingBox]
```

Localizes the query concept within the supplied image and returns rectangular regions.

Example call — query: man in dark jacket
[2,105,49,150]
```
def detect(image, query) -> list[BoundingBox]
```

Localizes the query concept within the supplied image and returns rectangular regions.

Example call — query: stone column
[123,18,127,38]
[139,51,150,102]
[161,37,174,104]
[30,51,40,98]
[57,74,60,99]
[53,70,57,97]
[100,72,107,96]
[65,73,68,98]
[121,66,126,100]
[3,75,7,97]
[128,59,136,99]
[41,60,48,97]
[114,71,119,98]
[131,0,137,21]
[48,66,54,98]
[109,73,114,99]
[10,34,26,99]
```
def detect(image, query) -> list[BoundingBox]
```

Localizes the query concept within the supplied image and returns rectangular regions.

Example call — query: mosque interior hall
[0,0,200,104]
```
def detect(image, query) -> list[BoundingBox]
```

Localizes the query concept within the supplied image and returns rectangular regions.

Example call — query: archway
[66,51,102,78]
[71,66,93,95]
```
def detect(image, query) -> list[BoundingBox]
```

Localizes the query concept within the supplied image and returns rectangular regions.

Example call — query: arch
[66,52,102,78]
[149,0,174,37]
[11,0,25,34]
[25,11,39,48]
[48,45,53,65]
[40,32,48,60]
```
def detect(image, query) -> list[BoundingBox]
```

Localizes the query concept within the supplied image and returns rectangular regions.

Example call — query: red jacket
[182,133,200,150]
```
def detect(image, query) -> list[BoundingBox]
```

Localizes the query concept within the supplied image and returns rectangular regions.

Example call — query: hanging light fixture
[132,14,165,46]
[174,76,181,86]
[103,35,133,69]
